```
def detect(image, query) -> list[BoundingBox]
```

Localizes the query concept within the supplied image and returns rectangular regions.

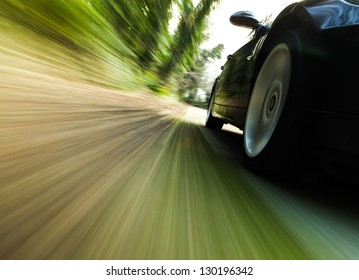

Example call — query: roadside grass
[0,0,144,90]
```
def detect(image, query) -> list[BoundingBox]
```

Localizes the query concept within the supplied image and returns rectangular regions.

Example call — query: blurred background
[0,0,291,106]
[1,0,228,105]
[1,0,359,260]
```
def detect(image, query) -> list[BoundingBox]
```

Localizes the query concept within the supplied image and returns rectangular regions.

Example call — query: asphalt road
[1,42,359,260]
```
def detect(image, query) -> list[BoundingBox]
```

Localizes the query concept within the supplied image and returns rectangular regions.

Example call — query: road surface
[1,38,359,260]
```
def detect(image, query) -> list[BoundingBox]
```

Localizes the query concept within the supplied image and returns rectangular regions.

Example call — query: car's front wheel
[243,31,306,175]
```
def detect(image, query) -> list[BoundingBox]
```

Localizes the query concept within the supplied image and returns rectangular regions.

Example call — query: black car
[206,0,359,178]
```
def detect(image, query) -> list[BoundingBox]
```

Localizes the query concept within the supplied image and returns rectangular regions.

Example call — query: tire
[205,83,224,130]
[243,30,306,175]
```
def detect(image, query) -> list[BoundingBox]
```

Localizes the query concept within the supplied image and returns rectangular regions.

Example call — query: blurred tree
[1,0,221,93]
[104,0,174,71]
[178,44,224,102]
[0,0,131,56]
[158,0,220,81]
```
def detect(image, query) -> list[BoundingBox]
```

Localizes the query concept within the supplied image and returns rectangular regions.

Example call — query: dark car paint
[213,38,259,128]
[301,0,359,29]
[210,0,359,172]
[212,0,359,130]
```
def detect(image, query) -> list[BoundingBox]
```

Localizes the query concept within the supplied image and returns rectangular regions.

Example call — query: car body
[206,0,359,178]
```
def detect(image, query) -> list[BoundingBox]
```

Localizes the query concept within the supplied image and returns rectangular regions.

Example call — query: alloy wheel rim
[244,43,291,158]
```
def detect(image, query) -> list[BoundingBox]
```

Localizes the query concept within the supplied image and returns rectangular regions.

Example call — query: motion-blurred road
[2,41,359,260]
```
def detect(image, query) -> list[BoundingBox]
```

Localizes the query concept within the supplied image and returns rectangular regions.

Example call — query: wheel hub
[268,93,277,112]
[263,81,281,123]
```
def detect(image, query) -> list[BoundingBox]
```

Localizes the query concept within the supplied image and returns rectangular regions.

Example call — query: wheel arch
[250,12,328,108]
[266,16,302,46]
[248,15,306,108]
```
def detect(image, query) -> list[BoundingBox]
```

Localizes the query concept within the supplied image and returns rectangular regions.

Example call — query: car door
[213,34,262,126]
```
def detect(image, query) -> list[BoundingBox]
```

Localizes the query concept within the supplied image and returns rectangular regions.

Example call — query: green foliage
[0,0,141,89]
[0,0,129,55]
[104,0,174,71]
[0,0,221,94]
[158,0,220,81]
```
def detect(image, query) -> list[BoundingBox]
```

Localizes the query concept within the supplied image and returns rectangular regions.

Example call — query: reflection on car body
[205,0,359,180]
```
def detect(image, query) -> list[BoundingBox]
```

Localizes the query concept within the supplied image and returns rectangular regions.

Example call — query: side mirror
[230,11,260,29]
